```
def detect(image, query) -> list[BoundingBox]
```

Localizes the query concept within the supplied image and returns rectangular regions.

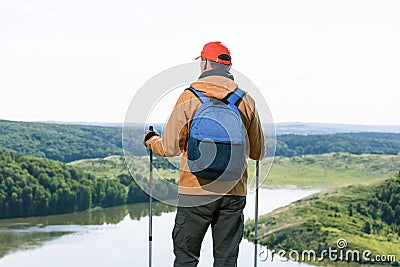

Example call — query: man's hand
[143,129,160,146]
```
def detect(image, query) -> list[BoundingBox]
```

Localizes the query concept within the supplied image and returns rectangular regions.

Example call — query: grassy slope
[262,153,400,188]
[244,178,400,263]
[69,155,132,178]
[69,155,180,181]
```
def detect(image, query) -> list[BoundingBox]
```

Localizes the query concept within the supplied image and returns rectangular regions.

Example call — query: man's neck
[199,69,234,81]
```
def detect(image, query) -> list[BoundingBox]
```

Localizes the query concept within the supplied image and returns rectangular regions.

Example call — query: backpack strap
[226,88,246,119]
[226,87,246,106]
[186,87,209,104]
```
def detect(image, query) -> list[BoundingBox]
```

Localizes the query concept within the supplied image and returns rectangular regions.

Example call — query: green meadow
[262,153,399,188]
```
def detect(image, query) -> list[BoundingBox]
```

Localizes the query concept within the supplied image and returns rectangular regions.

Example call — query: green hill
[0,148,176,219]
[244,173,400,265]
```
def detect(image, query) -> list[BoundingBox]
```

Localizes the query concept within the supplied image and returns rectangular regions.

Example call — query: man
[144,41,265,267]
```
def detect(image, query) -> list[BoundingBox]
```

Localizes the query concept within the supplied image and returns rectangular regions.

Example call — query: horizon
[2,118,400,128]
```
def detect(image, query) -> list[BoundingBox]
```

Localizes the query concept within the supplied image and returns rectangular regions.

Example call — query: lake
[0,188,376,267]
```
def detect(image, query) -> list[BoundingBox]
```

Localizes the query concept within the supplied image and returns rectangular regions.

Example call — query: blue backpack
[187,87,247,181]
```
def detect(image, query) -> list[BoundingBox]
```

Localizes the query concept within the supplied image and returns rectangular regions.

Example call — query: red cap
[195,41,232,65]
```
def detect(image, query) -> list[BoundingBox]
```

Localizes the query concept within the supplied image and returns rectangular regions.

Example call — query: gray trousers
[172,194,246,267]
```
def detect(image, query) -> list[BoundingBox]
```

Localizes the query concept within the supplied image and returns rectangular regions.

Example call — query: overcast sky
[1,0,399,125]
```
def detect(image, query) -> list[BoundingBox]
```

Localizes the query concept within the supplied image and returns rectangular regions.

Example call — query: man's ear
[228,64,232,71]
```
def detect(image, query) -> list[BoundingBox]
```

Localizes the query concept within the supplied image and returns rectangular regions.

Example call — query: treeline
[277,132,400,156]
[0,148,176,219]
[361,172,400,233]
[1,120,400,164]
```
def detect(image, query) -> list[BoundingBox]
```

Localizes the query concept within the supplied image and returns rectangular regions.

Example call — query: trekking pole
[254,160,259,267]
[148,126,154,267]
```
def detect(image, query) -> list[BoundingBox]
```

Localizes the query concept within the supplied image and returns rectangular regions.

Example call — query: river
[0,188,378,267]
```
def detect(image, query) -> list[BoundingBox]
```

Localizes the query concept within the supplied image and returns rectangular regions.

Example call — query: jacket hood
[190,72,238,100]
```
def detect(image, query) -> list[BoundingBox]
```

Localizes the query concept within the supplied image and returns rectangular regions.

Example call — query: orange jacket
[146,73,265,196]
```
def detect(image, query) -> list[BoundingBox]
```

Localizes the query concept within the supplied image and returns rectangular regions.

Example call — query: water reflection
[0,201,175,258]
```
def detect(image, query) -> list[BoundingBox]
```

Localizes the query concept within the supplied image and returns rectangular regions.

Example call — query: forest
[0,120,125,162]
[0,148,176,219]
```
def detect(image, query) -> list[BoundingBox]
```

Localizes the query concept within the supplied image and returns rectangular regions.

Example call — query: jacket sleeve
[145,93,190,157]
[247,102,266,161]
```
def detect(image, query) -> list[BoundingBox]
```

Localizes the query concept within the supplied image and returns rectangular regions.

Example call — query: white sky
[0,0,399,125]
